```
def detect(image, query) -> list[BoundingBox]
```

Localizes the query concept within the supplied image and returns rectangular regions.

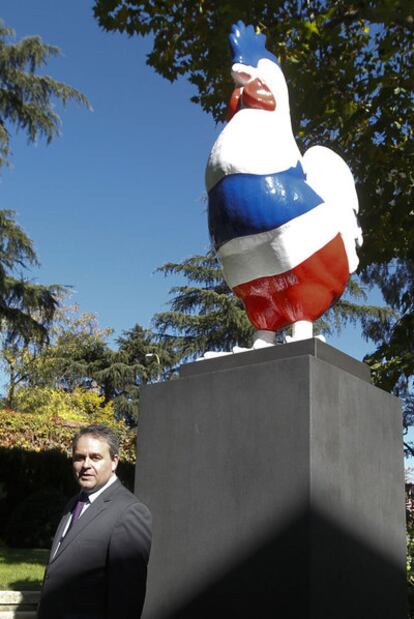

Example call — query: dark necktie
[69,492,89,530]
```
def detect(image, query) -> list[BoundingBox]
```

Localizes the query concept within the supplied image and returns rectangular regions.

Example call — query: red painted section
[226,79,276,121]
[226,87,243,121]
[242,78,276,111]
[233,235,349,331]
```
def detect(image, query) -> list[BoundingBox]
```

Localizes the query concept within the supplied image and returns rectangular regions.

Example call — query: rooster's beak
[226,64,276,121]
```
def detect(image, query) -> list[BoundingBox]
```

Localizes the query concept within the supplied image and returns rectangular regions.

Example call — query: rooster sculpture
[206,21,362,349]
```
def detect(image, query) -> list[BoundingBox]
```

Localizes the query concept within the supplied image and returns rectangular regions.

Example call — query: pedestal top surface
[179,339,371,383]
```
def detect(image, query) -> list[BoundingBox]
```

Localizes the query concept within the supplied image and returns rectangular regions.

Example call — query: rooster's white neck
[206,108,301,192]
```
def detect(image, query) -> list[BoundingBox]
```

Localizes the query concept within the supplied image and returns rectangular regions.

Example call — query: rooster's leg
[292,320,313,340]
[285,320,313,343]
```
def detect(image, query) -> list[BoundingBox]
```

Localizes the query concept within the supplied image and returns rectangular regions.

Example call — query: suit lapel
[49,497,77,560]
[51,479,121,562]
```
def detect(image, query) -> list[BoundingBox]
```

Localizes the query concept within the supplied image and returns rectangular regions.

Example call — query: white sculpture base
[198,322,325,361]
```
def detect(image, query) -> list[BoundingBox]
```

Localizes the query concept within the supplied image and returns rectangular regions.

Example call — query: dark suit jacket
[37,479,152,619]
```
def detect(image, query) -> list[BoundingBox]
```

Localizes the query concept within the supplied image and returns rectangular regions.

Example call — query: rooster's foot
[196,351,232,361]
[253,330,276,349]
[232,345,250,353]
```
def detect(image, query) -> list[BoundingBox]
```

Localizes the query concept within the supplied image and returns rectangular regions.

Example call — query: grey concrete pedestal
[135,340,406,618]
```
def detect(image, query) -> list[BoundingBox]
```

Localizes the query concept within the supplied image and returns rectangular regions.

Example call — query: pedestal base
[135,340,406,618]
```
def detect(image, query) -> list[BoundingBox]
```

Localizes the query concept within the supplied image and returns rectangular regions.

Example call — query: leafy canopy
[154,251,390,365]
[154,252,255,361]
[0,209,64,347]
[94,0,414,404]
[0,19,90,347]
[2,305,175,425]
[0,21,90,167]
[93,0,413,266]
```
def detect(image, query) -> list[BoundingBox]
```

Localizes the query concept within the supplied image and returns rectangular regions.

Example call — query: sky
[2,1,412,467]
[0,0,384,361]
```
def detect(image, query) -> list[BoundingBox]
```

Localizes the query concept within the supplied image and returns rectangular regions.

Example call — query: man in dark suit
[38,424,152,619]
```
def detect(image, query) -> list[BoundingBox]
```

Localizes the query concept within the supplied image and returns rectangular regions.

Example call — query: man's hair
[72,424,120,458]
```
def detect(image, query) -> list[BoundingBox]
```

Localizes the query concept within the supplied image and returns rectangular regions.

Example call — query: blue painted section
[229,21,278,68]
[208,162,323,249]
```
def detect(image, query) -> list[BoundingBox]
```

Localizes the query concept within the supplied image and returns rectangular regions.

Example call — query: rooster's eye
[231,68,252,85]
[237,72,251,83]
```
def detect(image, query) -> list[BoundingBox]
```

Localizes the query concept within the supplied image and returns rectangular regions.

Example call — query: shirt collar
[82,473,117,504]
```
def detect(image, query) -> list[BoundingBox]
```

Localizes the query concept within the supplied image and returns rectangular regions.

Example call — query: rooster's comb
[229,21,278,68]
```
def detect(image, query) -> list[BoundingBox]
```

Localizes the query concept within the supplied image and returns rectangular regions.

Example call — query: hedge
[0,407,137,548]
[0,408,137,463]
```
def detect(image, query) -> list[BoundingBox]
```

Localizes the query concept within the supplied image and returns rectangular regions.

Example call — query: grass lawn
[0,546,48,590]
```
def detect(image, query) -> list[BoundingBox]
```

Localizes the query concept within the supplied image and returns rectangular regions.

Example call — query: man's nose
[83,457,92,468]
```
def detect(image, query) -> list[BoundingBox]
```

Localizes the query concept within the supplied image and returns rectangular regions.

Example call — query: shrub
[0,407,137,463]
[0,398,137,548]
[13,386,115,424]
[0,447,135,548]
[4,486,68,549]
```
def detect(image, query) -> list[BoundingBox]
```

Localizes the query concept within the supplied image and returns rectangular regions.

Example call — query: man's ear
[112,455,119,472]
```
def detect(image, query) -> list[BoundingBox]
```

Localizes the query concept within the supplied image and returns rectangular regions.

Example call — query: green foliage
[12,386,115,424]
[11,306,169,424]
[154,252,255,361]
[4,486,67,549]
[0,446,135,549]
[0,20,90,167]
[0,209,64,349]
[0,407,136,463]
[0,19,89,386]
[14,305,177,424]
[94,0,414,421]
[0,446,77,549]
[0,17,90,351]
[0,304,178,426]
[23,306,115,392]
[363,260,414,391]
[154,251,389,363]
[407,481,414,615]
[362,260,414,451]
[318,276,393,339]
[0,546,49,589]
[114,323,176,422]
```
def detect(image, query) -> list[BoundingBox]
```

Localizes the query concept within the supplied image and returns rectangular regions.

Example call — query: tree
[0,20,90,167]
[0,209,66,407]
[0,19,90,354]
[1,306,103,407]
[5,306,171,425]
[12,385,115,425]
[115,324,176,422]
[154,252,254,361]
[94,0,414,418]
[154,251,389,364]
[364,259,414,455]
[92,2,413,264]
[25,306,115,392]
[37,311,172,424]
[0,210,63,343]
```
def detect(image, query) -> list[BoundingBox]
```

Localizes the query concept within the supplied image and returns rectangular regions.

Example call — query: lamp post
[145,353,161,382]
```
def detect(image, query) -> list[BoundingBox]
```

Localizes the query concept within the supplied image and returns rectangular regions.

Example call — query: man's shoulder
[106,479,150,512]
[111,480,138,502]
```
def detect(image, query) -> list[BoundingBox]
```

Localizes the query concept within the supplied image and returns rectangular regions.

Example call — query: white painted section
[217,201,340,288]
[206,56,362,281]
[303,146,362,273]
[205,59,301,191]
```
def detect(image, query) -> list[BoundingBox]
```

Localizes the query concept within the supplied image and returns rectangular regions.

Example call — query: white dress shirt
[53,474,118,557]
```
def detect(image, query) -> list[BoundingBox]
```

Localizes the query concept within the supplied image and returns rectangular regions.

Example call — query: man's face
[72,434,118,493]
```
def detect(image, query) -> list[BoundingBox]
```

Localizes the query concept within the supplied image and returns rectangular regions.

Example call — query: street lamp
[145,353,161,381]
